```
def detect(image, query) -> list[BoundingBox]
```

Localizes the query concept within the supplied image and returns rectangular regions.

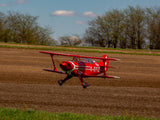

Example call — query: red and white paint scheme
[40,51,120,88]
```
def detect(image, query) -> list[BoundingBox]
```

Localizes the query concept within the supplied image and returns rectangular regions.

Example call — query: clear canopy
[72,57,93,64]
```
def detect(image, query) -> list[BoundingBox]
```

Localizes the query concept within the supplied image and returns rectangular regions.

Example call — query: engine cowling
[60,61,74,71]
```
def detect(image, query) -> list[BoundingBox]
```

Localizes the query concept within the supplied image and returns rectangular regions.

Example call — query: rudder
[99,55,109,72]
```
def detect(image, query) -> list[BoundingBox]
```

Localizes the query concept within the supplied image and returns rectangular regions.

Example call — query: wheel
[82,82,89,88]
[83,85,87,88]
[58,80,63,86]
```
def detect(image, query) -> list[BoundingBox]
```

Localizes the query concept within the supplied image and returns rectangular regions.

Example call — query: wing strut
[50,55,57,71]
[103,59,107,77]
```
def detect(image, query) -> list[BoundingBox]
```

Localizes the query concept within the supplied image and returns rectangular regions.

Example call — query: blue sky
[0,0,160,39]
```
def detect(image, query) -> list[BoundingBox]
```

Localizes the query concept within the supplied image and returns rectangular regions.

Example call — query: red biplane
[40,51,120,88]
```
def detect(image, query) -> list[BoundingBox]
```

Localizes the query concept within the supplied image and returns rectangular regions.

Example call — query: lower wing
[43,69,65,74]
[42,69,120,78]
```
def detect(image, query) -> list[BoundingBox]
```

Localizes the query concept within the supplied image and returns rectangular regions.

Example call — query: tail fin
[99,55,109,72]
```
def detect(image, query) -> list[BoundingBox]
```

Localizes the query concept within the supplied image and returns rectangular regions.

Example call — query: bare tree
[146,7,160,49]
[4,11,56,45]
[85,16,109,47]
[123,6,146,49]
[105,9,125,48]
[85,9,125,48]
[85,6,149,49]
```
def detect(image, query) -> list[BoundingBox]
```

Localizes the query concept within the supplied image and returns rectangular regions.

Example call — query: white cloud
[51,10,97,18]
[0,0,29,7]
[75,21,85,24]
[52,10,75,17]
[0,3,7,7]
[83,11,97,17]
[16,0,29,4]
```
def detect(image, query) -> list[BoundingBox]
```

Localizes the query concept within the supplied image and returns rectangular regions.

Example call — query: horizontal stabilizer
[108,58,120,61]
[112,76,120,79]
[103,76,120,78]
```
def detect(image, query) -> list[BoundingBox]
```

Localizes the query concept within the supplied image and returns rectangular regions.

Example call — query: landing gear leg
[58,75,72,86]
[78,75,89,88]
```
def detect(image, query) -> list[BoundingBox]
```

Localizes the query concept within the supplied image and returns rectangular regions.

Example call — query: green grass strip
[0,44,160,56]
[0,107,159,120]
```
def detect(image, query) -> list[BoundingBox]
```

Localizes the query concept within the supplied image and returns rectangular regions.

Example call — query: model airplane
[40,51,120,88]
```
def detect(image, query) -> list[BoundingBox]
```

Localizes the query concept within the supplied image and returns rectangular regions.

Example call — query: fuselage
[60,60,103,76]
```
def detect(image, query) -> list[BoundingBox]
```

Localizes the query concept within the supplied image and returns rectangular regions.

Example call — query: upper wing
[40,51,119,61]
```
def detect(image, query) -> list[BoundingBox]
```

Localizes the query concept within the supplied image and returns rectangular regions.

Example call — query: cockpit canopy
[72,57,94,64]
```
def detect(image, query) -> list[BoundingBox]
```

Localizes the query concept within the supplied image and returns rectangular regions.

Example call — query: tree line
[84,6,160,49]
[0,6,160,49]
[0,11,56,45]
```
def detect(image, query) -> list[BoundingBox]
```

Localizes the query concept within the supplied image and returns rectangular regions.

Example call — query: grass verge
[0,44,160,56]
[0,107,159,120]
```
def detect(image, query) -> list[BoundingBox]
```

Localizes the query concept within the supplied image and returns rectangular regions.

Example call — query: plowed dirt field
[0,48,160,118]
